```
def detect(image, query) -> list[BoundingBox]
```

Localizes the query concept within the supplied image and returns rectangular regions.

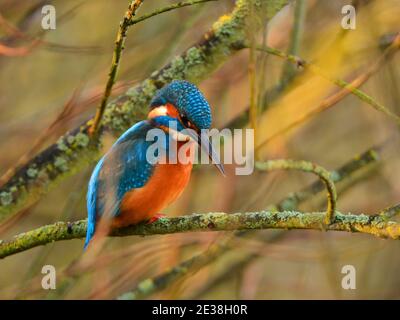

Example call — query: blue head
[149,80,212,131]
[148,80,224,175]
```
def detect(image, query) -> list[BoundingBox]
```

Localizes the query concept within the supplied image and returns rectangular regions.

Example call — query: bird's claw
[147,213,166,224]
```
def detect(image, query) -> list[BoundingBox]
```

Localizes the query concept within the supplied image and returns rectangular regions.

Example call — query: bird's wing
[85,121,156,248]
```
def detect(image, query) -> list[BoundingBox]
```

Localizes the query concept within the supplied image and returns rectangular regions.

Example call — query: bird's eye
[180,114,192,128]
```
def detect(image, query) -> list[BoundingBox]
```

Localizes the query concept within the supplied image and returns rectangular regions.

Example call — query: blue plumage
[85,121,156,248]
[150,80,212,130]
[85,80,216,249]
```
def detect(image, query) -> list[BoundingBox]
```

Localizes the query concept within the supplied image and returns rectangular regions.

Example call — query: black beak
[186,129,225,176]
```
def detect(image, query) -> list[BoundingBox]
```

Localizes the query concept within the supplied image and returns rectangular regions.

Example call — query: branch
[2,208,400,260]
[379,203,400,220]
[280,0,306,85]
[127,0,217,26]
[0,0,289,223]
[255,160,337,224]
[89,0,144,136]
[272,147,381,211]
[0,157,336,259]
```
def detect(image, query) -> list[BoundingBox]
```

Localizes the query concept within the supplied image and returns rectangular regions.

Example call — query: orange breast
[114,154,193,228]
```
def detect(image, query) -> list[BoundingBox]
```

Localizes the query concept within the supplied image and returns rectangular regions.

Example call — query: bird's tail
[84,157,104,250]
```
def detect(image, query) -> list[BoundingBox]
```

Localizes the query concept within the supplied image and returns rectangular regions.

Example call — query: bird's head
[148,80,224,175]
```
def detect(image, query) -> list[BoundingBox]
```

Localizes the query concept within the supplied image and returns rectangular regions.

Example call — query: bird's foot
[147,213,166,224]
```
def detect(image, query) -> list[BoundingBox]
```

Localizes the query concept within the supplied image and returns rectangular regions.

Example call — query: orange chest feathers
[115,143,194,227]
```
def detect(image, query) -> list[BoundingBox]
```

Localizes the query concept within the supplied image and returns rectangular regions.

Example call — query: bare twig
[248,2,258,159]
[379,204,400,220]
[89,0,144,136]
[127,0,217,26]
[280,0,306,85]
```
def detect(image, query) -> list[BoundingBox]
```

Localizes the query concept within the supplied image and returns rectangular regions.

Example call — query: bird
[85,80,225,248]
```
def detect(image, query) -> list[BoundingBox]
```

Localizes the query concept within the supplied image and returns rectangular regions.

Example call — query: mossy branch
[2,208,400,260]
[255,160,337,224]
[1,157,337,259]
[0,0,289,224]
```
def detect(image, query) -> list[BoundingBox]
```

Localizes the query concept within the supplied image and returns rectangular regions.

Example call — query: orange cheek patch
[148,103,180,120]
[165,103,180,118]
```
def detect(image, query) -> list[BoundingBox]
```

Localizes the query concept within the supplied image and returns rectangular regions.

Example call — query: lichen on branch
[255,159,337,224]
[1,208,400,260]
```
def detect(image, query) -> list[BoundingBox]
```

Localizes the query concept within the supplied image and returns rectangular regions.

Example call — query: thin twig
[280,0,306,85]
[127,0,217,26]
[89,0,144,136]
[379,204,400,220]
[248,2,258,160]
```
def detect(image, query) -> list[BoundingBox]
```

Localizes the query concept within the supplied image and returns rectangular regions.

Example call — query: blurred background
[0,0,400,299]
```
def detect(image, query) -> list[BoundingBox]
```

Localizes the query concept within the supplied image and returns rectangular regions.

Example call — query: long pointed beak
[187,129,225,176]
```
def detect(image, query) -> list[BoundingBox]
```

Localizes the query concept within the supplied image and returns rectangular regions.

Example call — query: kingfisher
[85,80,224,248]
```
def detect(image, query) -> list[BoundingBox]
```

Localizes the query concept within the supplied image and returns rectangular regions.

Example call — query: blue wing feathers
[84,120,156,248]
[85,156,104,249]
